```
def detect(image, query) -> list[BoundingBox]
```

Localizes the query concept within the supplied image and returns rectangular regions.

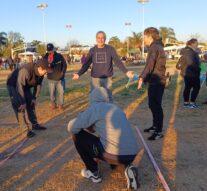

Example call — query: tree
[36,44,46,56]
[129,32,142,50]
[108,36,122,49]
[0,32,8,56]
[31,40,41,47]
[159,27,177,45]
[0,32,7,46]
[7,31,24,48]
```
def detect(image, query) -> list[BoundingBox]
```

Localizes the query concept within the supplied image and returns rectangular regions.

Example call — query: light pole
[138,0,149,62]
[125,22,131,58]
[37,4,48,45]
[66,24,72,55]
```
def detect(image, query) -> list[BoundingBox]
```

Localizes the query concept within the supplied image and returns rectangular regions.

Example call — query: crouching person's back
[67,87,142,190]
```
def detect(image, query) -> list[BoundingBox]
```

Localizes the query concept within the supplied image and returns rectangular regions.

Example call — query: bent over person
[67,87,141,190]
[7,59,52,137]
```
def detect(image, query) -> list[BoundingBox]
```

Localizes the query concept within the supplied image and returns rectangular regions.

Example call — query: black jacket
[7,62,44,104]
[178,46,200,78]
[44,51,67,81]
[140,39,166,85]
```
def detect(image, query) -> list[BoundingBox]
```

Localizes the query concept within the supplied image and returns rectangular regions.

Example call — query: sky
[1,0,207,48]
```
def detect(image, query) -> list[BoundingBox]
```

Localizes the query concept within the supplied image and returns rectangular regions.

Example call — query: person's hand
[126,71,134,79]
[72,73,80,80]
[31,99,37,106]
[18,104,26,111]
[137,78,143,89]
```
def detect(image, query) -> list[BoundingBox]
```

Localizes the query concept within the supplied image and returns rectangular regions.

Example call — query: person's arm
[77,48,93,76]
[33,77,44,99]
[61,55,67,74]
[67,106,97,134]
[17,68,29,105]
[139,48,158,80]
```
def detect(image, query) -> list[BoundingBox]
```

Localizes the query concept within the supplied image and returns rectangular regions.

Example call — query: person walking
[67,87,141,190]
[7,59,51,137]
[44,43,67,111]
[138,27,167,140]
[72,31,134,102]
[176,39,201,108]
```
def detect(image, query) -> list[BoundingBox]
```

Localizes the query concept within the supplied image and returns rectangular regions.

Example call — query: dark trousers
[148,84,165,132]
[73,130,135,173]
[7,86,38,126]
[183,76,200,102]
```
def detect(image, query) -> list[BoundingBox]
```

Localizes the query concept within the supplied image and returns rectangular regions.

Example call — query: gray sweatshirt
[67,87,139,155]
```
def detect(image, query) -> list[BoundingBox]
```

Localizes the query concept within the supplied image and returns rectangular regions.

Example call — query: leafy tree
[129,32,142,50]
[0,32,7,46]
[108,36,122,49]
[36,44,46,55]
[31,40,41,47]
[159,27,177,44]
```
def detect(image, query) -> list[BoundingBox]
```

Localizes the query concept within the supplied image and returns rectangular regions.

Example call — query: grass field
[0,62,207,191]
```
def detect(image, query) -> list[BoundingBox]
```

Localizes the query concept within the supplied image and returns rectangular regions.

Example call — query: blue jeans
[91,77,113,103]
[48,79,64,106]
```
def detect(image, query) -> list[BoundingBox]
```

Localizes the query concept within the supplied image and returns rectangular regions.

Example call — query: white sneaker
[81,168,102,183]
[124,164,140,190]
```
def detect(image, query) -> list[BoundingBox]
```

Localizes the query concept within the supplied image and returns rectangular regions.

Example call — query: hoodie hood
[90,87,109,104]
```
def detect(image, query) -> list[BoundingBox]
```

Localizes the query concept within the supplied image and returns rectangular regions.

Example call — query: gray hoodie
[67,87,139,155]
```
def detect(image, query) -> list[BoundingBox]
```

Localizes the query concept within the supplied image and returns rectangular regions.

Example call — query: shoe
[81,169,102,183]
[49,102,57,109]
[32,124,47,130]
[148,132,164,140]
[188,103,199,109]
[143,126,156,133]
[124,164,140,190]
[183,102,190,108]
[27,131,36,138]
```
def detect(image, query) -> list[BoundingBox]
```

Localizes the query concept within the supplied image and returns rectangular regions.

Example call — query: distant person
[7,56,14,71]
[67,87,141,190]
[176,39,201,108]
[72,31,134,102]
[80,53,86,65]
[138,27,167,140]
[44,43,67,111]
[7,59,51,137]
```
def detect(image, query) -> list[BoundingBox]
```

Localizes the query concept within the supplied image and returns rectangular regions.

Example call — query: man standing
[44,43,67,111]
[7,59,51,137]
[176,39,201,108]
[138,27,166,140]
[68,87,140,190]
[72,31,134,102]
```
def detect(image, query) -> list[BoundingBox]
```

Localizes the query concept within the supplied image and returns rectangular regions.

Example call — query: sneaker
[81,169,102,183]
[183,102,190,108]
[32,124,47,130]
[143,126,156,133]
[27,131,36,138]
[148,132,164,140]
[124,164,140,190]
[188,103,199,109]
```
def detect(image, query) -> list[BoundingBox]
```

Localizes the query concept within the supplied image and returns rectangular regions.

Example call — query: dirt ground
[0,63,207,191]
